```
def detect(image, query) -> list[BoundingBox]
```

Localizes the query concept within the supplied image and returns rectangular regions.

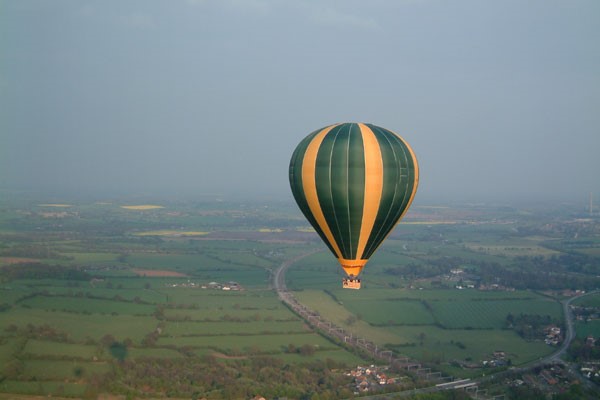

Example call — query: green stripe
[289,127,338,256]
[363,124,416,258]
[346,124,366,258]
[314,123,366,260]
[314,125,347,257]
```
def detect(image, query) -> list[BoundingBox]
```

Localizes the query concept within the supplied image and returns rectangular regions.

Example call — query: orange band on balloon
[338,258,368,277]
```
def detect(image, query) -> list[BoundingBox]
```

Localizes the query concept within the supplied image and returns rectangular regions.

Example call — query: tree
[109,341,128,362]
[299,344,316,356]
[100,334,116,347]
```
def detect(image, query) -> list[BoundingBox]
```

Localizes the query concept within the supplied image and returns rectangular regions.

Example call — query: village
[505,363,576,395]
[345,364,409,394]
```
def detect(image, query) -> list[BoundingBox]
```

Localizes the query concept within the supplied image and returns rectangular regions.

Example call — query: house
[540,370,557,385]
[357,380,369,392]
[378,373,387,385]
[585,335,596,346]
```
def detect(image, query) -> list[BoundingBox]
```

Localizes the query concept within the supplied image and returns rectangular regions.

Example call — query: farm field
[575,320,600,339]
[573,293,600,339]
[0,197,599,398]
[293,287,559,374]
[0,199,354,397]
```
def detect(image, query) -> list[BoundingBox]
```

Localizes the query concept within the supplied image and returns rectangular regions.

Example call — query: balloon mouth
[338,258,368,278]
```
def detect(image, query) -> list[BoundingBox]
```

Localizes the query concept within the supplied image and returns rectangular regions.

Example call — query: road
[543,290,599,364]
[272,250,311,294]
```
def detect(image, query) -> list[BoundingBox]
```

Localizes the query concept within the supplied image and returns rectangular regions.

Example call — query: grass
[341,298,435,326]
[573,293,600,308]
[575,320,600,338]
[163,320,308,336]
[159,287,278,306]
[293,290,401,344]
[158,332,337,354]
[20,295,156,316]
[66,252,121,264]
[293,288,559,369]
[385,325,553,365]
[22,339,98,359]
[11,282,169,304]
[431,298,562,329]
[127,252,218,270]
[125,251,274,273]
[0,337,20,364]
[0,308,157,343]
[162,306,293,321]
[463,242,559,257]
[0,380,88,397]
[23,359,110,380]
[127,347,184,358]
[273,348,365,365]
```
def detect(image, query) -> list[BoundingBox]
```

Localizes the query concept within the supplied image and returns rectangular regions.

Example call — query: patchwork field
[0,198,598,397]
[293,284,561,376]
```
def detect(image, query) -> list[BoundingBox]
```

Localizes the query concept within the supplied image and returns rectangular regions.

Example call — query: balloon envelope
[289,123,419,277]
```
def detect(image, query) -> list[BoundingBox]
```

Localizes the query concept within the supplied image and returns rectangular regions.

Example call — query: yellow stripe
[366,129,419,256]
[394,129,419,223]
[302,125,343,259]
[355,123,383,260]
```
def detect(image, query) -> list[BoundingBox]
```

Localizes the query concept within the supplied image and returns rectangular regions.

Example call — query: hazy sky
[2,0,599,203]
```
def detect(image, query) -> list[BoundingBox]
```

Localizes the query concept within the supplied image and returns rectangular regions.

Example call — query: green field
[22,339,98,359]
[22,359,110,380]
[163,320,308,336]
[0,380,88,397]
[573,293,600,308]
[0,308,158,343]
[294,287,560,373]
[158,332,336,354]
[1,198,598,397]
[20,295,156,315]
[575,320,600,339]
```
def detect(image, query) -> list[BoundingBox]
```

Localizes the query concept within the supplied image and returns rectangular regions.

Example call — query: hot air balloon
[289,123,419,289]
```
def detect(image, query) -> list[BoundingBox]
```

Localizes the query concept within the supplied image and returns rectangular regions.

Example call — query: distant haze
[2,0,599,203]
